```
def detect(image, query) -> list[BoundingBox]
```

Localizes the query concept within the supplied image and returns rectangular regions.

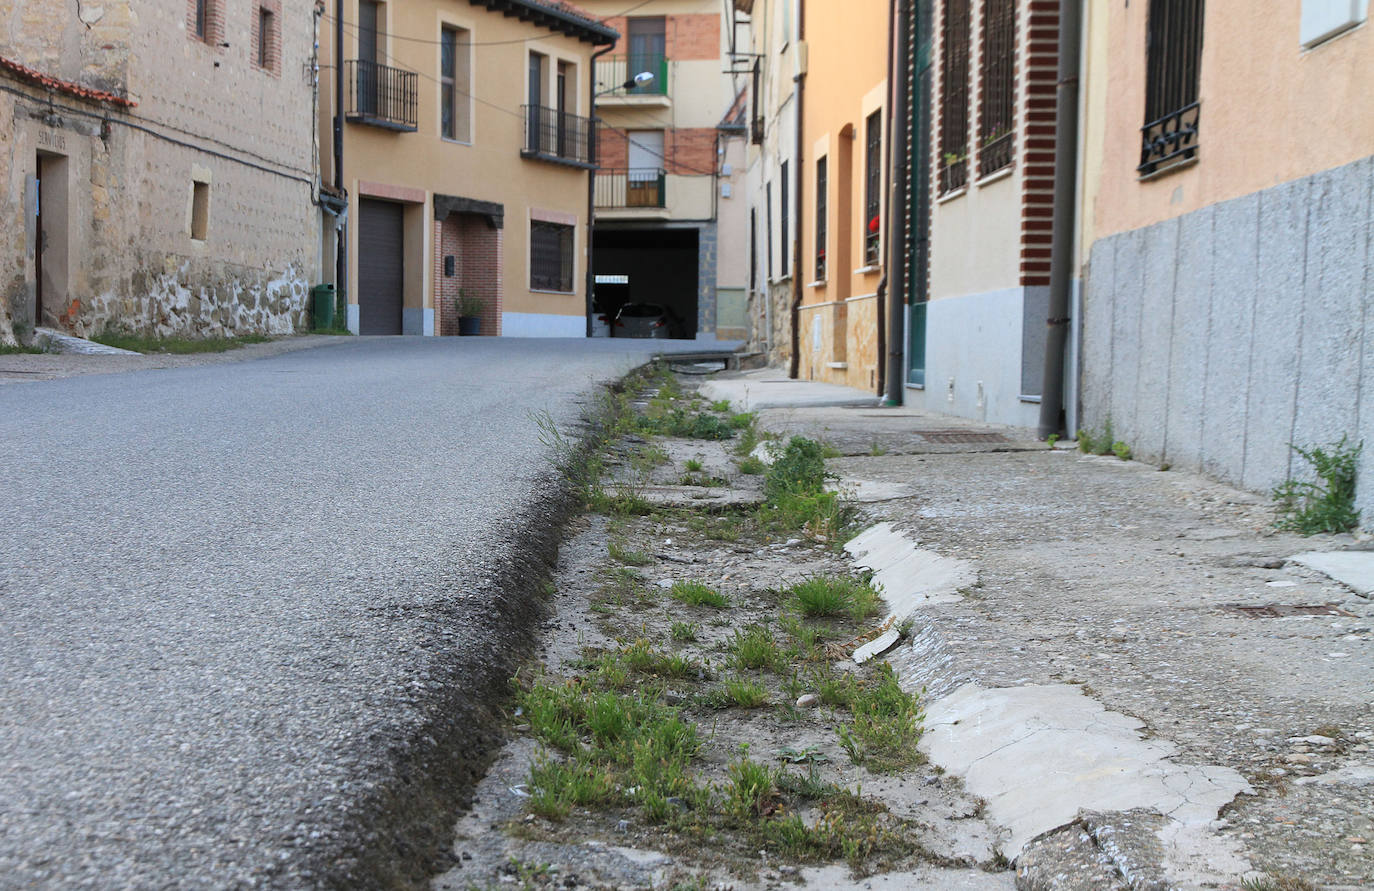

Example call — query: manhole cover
[1225,603,1355,618]
[919,430,1009,444]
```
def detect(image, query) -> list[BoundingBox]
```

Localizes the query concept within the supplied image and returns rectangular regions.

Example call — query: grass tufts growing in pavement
[608,539,652,566]
[91,329,272,354]
[729,623,784,671]
[669,580,730,609]
[835,664,925,773]
[787,575,881,622]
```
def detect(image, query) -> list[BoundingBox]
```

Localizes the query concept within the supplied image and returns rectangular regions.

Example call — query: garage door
[358,199,404,335]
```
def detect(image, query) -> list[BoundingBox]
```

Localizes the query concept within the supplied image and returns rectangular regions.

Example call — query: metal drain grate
[919,430,1010,444]
[1225,603,1355,618]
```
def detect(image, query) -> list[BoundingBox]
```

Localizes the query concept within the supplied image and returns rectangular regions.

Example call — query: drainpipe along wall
[334,0,347,316]
[1036,0,1082,438]
[883,0,910,405]
[788,0,806,379]
[587,43,615,338]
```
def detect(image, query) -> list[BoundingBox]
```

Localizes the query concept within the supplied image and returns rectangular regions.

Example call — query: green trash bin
[311,283,336,331]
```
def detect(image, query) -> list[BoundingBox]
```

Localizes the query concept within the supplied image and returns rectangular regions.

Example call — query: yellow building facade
[319,0,614,336]
[795,1,890,390]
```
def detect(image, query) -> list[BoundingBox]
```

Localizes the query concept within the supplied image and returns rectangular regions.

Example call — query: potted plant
[454,290,483,336]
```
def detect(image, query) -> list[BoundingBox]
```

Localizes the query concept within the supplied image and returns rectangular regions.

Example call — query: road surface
[0,336,708,888]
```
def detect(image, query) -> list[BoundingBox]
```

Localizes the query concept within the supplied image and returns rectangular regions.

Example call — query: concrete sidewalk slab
[35,327,139,355]
[920,683,1252,865]
[845,522,974,617]
[1290,550,1374,596]
[700,369,880,410]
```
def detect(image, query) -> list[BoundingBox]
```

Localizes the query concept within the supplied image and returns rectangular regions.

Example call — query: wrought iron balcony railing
[1139,101,1200,176]
[345,60,418,131]
[521,104,593,166]
[594,168,666,209]
[594,54,670,97]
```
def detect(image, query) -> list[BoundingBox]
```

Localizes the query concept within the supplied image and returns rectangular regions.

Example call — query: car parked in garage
[614,302,672,338]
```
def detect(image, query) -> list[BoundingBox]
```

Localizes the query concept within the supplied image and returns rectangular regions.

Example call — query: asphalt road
[0,336,708,888]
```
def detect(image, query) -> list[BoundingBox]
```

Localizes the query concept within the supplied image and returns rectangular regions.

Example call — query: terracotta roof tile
[0,56,136,107]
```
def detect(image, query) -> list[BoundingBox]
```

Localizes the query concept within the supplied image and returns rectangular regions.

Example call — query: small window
[815,156,827,281]
[190,0,214,42]
[1301,0,1367,47]
[190,181,210,241]
[440,27,471,141]
[256,7,275,70]
[1139,0,1205,175]
[978,0,1015,177]
[530,221,574,292]
[864,110,882,265]
[939,0,971,193]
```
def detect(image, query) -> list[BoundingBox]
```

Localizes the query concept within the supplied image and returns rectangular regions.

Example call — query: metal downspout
[883,0,910,406]
[1037,0,1082,438]
[788,0,805,379]
[334,0,347,318]
[586,43,615,337]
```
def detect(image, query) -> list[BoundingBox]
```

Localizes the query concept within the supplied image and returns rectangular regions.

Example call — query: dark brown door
[358,199,403,335]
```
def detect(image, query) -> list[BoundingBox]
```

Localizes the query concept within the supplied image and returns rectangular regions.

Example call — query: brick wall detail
[249,0,282,75]
[598,126,716,176]
[1017,0,1057,286]
[601,13,719,61]
[434,214,503,336]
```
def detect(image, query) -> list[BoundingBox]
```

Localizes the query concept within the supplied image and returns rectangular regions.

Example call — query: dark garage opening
[592,227,698,339]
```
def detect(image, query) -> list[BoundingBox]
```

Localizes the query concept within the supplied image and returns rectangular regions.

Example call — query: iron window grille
[978,0,1015,178]
[345,60,418,131]
[939,0,971,193]
[1139,0,1204,176]
[530,222,574,292]
[864,110,882,265]
[522,105,593,165]
[815,156,827,280]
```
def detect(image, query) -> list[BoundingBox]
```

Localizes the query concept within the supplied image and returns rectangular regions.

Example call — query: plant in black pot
[454,290,483,336]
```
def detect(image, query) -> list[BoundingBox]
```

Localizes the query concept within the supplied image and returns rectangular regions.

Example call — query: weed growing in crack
[670,621,701,642]
[757,436,855,538]
[620,639,704,680]
[1272,436,1361,534]
[737,455,766,475]
[706,676,770,708]
[835,664,925,773]
[684,458,704,472]
[730,623,784,671]
[787,575,881,622]
[670,580,730,609]
[724,754,777,817]
[1240,876,1317,891]
[608,540,652,566]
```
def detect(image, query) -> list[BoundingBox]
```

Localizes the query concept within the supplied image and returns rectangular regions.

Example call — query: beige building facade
[0,0,321,346]
[319,0,614,336]
[581,0,745,340]
[732,0,799,364]
[1077,0,1374,520]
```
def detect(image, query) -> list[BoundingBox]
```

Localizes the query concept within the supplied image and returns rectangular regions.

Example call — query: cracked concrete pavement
[712,367,1374,890]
